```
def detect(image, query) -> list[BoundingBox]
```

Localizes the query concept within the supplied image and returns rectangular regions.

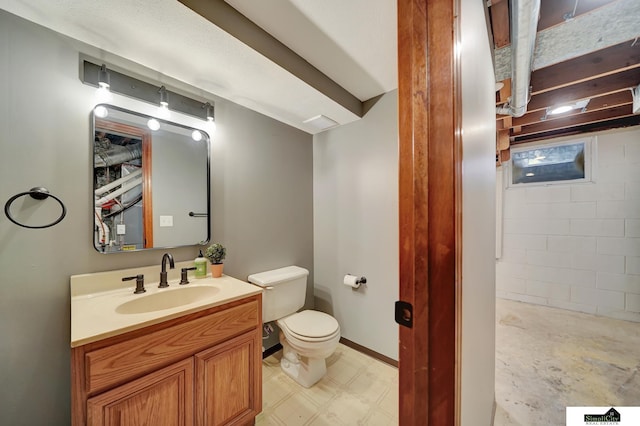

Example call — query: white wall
[0,11,313,425]
[313,91,399,360]
[497,127,640,323]
[459,0,497,424]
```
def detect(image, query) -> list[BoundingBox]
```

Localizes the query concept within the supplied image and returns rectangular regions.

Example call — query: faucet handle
[180,267,197,285]
[123,274,145,294]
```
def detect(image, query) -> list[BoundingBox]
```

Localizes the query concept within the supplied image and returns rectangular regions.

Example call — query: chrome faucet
[159,252,175,288]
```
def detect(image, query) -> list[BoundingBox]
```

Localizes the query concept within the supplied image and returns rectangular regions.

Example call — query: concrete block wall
[496,127,640,322]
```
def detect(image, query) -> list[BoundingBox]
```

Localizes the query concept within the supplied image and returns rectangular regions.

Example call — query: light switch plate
[159,215,173,227]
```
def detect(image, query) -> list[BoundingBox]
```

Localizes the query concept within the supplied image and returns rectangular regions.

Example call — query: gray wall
[152,130,209,247]
[313,91,399,360]
[0,10,313,425]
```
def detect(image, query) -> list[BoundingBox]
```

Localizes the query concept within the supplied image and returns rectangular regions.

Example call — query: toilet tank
[247,266,309,323]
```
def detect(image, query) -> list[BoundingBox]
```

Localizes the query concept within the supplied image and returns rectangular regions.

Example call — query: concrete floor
[494,298,640,426]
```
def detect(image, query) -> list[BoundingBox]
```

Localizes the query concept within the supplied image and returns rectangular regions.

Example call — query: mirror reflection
[93,104,210,253]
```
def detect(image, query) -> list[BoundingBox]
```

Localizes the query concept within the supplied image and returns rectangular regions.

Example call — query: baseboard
[339,337,398,367]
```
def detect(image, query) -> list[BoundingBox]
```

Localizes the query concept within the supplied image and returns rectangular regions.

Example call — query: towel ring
[4,187,67,229]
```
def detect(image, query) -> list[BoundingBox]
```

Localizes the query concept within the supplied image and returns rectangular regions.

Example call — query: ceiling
[3,0,638,143]
[0,0,397,135]
[490,0,640,160]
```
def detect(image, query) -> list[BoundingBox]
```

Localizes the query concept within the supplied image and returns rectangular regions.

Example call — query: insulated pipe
[95,177,142,207]
[497,0,541,117]
[94,169,142,196]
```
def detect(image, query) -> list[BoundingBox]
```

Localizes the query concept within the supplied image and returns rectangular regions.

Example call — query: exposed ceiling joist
[491,0,640,151]
[512,90,633,127]
[530,40,640,95]
[513,104,634,136]
[494,0,640,81]
[526,67,640,112]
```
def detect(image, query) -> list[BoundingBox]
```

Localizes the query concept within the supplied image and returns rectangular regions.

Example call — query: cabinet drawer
[85,300,258,394]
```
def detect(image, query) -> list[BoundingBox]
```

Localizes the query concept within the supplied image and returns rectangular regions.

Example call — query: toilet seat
[278,310,340,342]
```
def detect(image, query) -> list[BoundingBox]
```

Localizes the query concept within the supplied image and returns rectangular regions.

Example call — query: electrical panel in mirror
[93,104,210,253]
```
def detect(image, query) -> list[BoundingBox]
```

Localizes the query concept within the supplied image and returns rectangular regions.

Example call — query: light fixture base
[633,84,640,114]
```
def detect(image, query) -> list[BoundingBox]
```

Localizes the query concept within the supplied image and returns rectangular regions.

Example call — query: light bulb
[205,103,215,121]
[98,64,110,89]
[549,105,572,115]
[95,86,113,103]
[94,105,109,118]
[192,130,203,141]
[147,118,160,131]
[157,104,170,119]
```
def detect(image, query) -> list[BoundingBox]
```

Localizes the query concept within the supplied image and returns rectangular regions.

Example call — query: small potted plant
[205,243,226,278]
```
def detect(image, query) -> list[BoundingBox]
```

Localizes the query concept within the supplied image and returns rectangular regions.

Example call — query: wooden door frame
[397,0,462,424]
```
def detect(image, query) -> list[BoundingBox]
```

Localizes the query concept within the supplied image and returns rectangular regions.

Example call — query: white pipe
[497,0,541,117]
[94,169,142,196]
[95,177,142,206]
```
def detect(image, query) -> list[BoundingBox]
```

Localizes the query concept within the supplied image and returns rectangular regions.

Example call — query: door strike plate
[394,300,413,328]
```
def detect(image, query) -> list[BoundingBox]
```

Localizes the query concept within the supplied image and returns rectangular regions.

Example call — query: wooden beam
[512,90,633,127]
[513,115,640,144]
[497,129,510,151]
[517,104,634,137]
[527,67,640,111]
[496,78,511,105]
[489,0,510,48]
[530,40,640,94]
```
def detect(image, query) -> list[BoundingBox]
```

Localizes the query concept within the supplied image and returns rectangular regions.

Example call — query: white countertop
[70,262,262,347]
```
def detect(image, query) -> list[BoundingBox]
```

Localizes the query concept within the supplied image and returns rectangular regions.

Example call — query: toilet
[248,266,340,388]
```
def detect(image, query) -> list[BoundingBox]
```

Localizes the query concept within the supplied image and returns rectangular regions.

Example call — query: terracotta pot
[210,263,224,278]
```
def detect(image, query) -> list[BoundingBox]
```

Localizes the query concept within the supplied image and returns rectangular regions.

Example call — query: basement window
[509,138,593,186]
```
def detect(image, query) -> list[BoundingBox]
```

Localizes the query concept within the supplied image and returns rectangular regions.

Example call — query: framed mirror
[92,104,210,253]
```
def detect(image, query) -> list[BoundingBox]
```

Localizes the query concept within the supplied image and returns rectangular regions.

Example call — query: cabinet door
[87,358,194,426]
[195,332,260,426]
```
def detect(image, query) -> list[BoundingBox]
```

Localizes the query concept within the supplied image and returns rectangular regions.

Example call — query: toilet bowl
[276,310,340,387]
[247,266,341,388]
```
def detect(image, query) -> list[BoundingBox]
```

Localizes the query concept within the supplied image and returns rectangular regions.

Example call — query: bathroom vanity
[70,264,263,426]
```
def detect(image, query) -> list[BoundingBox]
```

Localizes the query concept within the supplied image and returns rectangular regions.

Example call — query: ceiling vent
[303,115,339,131]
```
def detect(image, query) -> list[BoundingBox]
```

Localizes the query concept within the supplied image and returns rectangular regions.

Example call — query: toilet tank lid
[247,266,309,287]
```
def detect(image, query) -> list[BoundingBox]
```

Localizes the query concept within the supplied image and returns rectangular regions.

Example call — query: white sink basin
[116,286,220,314]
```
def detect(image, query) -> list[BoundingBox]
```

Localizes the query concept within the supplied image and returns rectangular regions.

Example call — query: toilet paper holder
[354,275,367,285]
[344,274,367,289]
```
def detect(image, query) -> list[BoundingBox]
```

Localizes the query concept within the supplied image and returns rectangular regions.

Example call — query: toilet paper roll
[344,274,361,289]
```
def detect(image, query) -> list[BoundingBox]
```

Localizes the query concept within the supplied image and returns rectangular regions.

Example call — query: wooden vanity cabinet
[72,295,262,426]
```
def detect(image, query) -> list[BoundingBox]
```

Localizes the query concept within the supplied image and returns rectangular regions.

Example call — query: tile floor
[257,299,640,426]
[256,343,398,425]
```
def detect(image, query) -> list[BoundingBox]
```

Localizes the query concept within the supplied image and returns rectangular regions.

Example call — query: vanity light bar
[81,60,214,122]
